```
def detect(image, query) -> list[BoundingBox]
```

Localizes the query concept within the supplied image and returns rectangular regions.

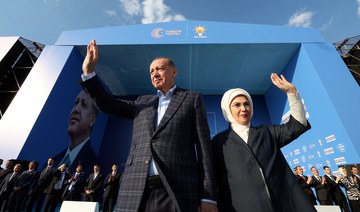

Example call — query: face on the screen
[67,90,96,138]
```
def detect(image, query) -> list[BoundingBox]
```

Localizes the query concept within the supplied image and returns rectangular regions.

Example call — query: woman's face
[343,168,347,176]
[230,95,252,125]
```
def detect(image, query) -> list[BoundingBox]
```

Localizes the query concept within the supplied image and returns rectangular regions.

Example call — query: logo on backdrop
[324,147,335,155]
[151,28,182,38]
[194,25,207,38]
[318,139,323,146]
[334,157,347,165]
[293,158,299,164]
[326,134,336,143]
[337,143,346,152]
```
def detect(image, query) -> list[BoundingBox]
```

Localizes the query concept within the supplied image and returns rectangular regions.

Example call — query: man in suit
[63,164,86,201]
[295,166,317,205]
[0,164,21,212]
[0,160,3,172]
[102,164,121,212]
[293,167,298,175]
[323,166,350,212]
[43,163,69,212]
[0,160,14,185]
[351,166,360,189]
[83,164,103,202]
[310,167,333,205]
[53,90,99,175]
[7,161,38,212]
[26,157,57,212]
[80,40,217,212]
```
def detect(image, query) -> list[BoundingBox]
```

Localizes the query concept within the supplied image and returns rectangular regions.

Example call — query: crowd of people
[294,165,360,212]
[0,158,121,212]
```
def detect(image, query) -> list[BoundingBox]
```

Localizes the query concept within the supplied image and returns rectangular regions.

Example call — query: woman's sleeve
[288,92,307,127]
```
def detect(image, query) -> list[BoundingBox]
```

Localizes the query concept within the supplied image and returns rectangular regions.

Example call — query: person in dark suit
[83,164,103,202]
[351,166,360,190]
[7,161,38,212]
[0,160,14,185]
[212,74,316,212]
[295,166,317,205]
[0,160,3,172]
[293,167,298,175]
[80,40,217,212]
[53,90,99,175]
[323,166,350,212]
[26,157,57,212]
[102,164,121,212]
[0,164,21,212]
[310,166,333,205]
[62,164,86,201]
[338,167,360,212]
[42,163,69,212]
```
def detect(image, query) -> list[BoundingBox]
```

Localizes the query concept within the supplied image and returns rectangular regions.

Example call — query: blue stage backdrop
[1,21,360,179]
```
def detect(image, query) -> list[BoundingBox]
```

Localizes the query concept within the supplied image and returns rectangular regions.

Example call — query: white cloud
[105,10,117,17]
[287,9,314,28]
[109,0,185,24]
[119,0,141,16]
[141,0,185,24]
[319,17,334,31]
[357,0,360,16]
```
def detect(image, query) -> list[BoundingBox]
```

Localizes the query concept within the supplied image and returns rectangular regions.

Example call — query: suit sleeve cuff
[81,72,96,81]
[201,199,217,205]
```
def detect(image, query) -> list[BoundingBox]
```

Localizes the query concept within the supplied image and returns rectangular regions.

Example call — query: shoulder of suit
[212,128,230,142]
[136,94,157,103]
[179,87,200,96]
[246,124,266,132]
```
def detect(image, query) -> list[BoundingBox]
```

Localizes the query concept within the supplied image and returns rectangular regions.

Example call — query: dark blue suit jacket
[53,140,98,176]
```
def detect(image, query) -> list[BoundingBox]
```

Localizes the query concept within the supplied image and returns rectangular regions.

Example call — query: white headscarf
[221,88,253,143]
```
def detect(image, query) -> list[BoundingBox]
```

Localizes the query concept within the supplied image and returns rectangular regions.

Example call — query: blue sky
[1,0,360,44]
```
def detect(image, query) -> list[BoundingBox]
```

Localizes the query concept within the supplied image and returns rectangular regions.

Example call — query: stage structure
[1,21,360,177]
[0,37,44,119]
[334,35,360,86]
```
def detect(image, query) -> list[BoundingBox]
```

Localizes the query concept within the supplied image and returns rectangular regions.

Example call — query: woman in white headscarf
[212,73,316,212]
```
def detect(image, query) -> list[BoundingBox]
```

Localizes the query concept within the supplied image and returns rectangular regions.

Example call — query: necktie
[63,154,70,166]
[9,173,15,181]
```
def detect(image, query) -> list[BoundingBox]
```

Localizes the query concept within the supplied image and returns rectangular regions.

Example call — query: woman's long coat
[212,116,316,212]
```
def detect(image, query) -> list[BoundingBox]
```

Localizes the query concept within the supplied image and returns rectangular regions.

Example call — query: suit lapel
[227,128,256,157]
[147,96,159,134]
[153,87,187,136]
[246,126,256,148]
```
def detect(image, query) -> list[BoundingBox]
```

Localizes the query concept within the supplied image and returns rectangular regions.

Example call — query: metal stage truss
[334,35,360,86]
[0,37,45,119]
